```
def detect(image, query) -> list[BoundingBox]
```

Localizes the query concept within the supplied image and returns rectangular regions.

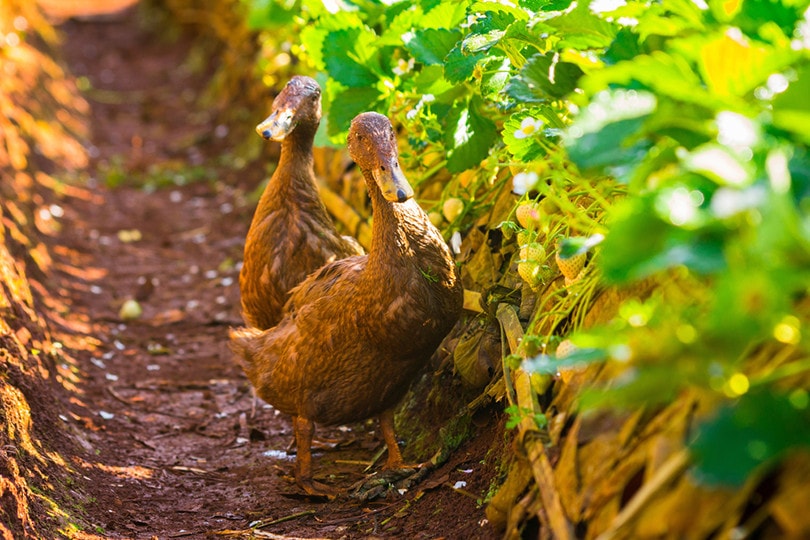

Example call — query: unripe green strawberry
[515,202,541,229]
[564,267,587,287]
[516,229,536,247]
[442,197,465,222]
[517,261,542,288]
[520,242,546,263]
[555,250,586,281]
[428,211,444,228]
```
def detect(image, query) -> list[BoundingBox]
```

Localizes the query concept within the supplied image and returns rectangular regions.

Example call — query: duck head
[347,112,414,203]
[256,76,322,141]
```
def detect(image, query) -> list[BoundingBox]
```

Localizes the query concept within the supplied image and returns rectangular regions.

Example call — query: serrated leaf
[323,28,380,88]
[690,391,810,487]
[548,4,618,49]
[444,42,486,84]
[420,1,469,29]
[479,56,510,99]
[404,28,461,66]
[505,53,584,103]
[462,29,506,54]
[470,1,529,21]
[445,100,498,173]
[326,86,381,138]
[379,5,425,46]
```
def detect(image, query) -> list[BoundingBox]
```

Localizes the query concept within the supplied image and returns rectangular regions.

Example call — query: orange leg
[293,416,338,495]
[378,409,405,469]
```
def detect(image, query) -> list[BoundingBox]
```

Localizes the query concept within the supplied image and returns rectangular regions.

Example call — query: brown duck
[230,112,463,494]
[240,75,362,330]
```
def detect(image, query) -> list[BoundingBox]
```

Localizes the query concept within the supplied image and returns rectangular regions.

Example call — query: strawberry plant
[244,0,810,533]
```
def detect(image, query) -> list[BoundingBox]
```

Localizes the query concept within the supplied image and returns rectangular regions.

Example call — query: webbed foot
[350,463,432,501]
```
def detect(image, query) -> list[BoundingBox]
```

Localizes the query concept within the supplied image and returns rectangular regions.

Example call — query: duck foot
[349,464,431,501]
[295,476,342,500]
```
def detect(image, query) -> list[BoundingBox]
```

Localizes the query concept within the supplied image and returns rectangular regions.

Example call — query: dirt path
[46,8,498,539]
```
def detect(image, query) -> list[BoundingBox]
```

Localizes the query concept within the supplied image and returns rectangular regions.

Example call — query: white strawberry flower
[512,171,539,195]
[393,57,414,76]
[514,116,543,139]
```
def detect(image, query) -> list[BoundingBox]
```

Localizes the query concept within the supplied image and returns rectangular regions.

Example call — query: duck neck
[259,122,320,211]
[277,123,317,184]
[366,175,453,280]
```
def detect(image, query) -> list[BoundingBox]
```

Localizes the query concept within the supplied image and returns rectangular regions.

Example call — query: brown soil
[15,5,503,539]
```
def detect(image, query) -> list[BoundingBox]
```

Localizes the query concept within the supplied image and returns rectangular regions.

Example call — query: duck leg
[350,409,426,501]
[292,416,338,496]
[379,409,405,469]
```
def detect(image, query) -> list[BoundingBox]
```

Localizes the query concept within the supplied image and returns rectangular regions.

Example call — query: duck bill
[372,159,414,203]
[256,108,295,141]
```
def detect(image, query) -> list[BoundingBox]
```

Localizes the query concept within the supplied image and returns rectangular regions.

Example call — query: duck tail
[228,326,263,371]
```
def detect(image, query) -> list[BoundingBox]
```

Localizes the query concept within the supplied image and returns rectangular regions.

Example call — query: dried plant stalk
[496,303,575,540]
[316,180,372,250]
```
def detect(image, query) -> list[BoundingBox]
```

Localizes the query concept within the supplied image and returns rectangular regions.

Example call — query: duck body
[231,112,463,493]
[239,76,361,330]
[236,197,460,426]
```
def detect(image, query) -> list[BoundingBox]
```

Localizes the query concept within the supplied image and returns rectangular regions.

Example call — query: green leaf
[547,4,618,49]
[479,56,511,99]
[600,197,726,283]
[534,0,574,11]
[470,2,528,23]
[445,99,498,173]
[461,7,520,57]
[404,28,461,66]
[564,89,656,177]
[444,42,487,84]
[326,86,381,139]
[604,27,644,65]
[379,5,425,46]
[413,64,455,96]
[580,51,725,110]
[323,28,380,87]
[729,0,806,37]
[690,391,810,486]
[420,1,469,29]
[505,53,584,103]
[299,11,366,71]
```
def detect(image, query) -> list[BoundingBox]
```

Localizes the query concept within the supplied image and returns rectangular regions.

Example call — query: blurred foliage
[243,0,810,532]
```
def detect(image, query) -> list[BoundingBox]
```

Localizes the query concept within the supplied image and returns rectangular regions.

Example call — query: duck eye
[381,165,386,171]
